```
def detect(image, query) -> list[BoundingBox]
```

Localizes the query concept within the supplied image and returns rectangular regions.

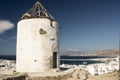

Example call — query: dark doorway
[53,52,57,68]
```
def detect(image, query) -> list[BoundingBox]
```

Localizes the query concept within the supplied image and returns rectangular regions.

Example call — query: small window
[39,28,47,35]
[50,38,55,41]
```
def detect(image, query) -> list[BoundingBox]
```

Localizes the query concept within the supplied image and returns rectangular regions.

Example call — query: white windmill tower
[16,1,60,72]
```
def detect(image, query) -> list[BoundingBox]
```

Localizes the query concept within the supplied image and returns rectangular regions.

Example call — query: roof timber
[21,1,55,20]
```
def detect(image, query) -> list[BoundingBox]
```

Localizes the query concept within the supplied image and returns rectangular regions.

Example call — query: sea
[0,55,107,65]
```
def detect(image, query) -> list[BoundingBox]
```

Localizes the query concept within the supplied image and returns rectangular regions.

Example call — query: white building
[16,1,60,72]
[86,57,119,75]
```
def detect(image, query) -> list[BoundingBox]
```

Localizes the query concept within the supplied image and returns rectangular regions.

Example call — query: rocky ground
[0,59,15,74]
[87,71,119,80]
[67,71,119,80]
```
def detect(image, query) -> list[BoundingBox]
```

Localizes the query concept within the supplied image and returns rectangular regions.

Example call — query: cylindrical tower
[16,1,59,72]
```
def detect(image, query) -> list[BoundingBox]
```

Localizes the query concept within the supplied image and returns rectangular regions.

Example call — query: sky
[0,0,120,55]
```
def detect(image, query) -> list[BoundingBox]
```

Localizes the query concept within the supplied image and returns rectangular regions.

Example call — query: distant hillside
[60,50,83,56]
[95,49,119,57]
[60,49,119,57]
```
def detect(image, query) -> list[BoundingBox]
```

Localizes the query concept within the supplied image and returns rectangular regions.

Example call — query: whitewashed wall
[16,18,59,72]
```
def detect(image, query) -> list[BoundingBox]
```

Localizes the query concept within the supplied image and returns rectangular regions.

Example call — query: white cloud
[68,48,80,51]
[0,20,14,34]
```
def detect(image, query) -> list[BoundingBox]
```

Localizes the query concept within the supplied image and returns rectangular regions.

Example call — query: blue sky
[0,0,120,55]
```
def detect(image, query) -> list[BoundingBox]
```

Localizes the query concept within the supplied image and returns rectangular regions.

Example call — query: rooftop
[21,1,55,20]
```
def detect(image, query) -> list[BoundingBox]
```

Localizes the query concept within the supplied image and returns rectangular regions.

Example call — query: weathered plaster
[16,18,59,72]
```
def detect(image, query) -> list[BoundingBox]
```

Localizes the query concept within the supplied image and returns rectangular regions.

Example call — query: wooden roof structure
[21,1,55,20]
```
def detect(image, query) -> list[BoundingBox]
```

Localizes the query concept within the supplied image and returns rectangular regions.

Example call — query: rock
[79,70,88,80]
[72,69,80,79]
[0,59,16,73]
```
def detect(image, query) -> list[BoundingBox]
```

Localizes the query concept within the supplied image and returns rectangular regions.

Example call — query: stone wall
[1,69,75,80]
[0,74,26,80]
[26,74,72,80]
[26,69,75,80]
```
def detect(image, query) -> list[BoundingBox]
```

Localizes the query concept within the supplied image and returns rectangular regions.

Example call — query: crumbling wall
[0,69,75,80]
[0,75,26,80]
[26,74,71,80]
